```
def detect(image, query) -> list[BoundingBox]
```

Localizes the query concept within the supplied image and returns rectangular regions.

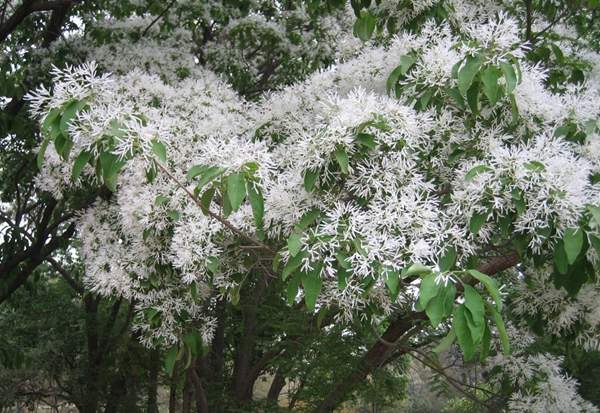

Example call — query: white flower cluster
[26,2,600,355]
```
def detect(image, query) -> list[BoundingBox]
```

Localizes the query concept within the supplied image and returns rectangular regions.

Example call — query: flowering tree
[3,0,600,411]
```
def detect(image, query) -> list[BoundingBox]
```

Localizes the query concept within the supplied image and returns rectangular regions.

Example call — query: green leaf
[187,165,207,180]
[463,285,485,344]
[469,213,486,234]
[500,62,517,93]
[197,166,226,189]
[466,81,479,113]
[356,133,377,149]
[286,272,301,305]
[590,235,600,256]
[403,263,432,278]
[200,187,215,213]
[554,240,569,275]
[448,87,465,110]
[426,283,456,328]
[385,269,400,301]
[151,139,167,163]
[563,228,584,265]
[464,165,492,182]
[418,272,440,309]
[183,330,204,358]
[433,329,456,354]
[167,210,180,221]
[287,232,303,257]
[453,305,475,361]
[524,161,545,172]
[247,182,264,229]
[489,304,510,354]
[458,55,483,95]
[227,173,246,212]
[480,322,491,362]
[297,208,321,230]
[303,169,318,192]
[155,195,169,206]
[353,11,376,41]
[71,151,93,181]
[386,65,405,95]
[282,251,307,281]
[59,100,80,136]
[467,270,503,311]
[37,137,51,170]
[42,108,61,134]
[588,205,600,226]
[438,246,456,272]
[164,346,178,376]
[334,147,349,174]
[99,152,125,192]
[302,265,323,311]
[481,66,500,105]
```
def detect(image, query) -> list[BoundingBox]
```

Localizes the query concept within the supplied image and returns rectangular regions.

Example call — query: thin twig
[141,0,177,37]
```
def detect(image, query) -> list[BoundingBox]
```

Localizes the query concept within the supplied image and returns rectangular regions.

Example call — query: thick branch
[0,0,76,43]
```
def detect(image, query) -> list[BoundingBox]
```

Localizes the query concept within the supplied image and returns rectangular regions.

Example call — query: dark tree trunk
[182,373,193,413]
[82,295,100,413]
[168,374,178,413]
[267,369,286,406]
[146,349,160,413]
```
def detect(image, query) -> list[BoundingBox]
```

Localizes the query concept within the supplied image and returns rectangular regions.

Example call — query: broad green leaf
[304,169,318,192]
[356,133,377,149]
[467,269,503,311]
[386,65,405,95]
[287,272,301,305]
[227,173,246,212]
[590,235,600,256]
[164,346,178,376]
[466,81,479,113]
[385,270,400,301]
[588,205,600,226]
[282,251,307,281]
[155,195,169,206]
[500,62,517,93]
[197,166,226,189]
[463,285,485,344]
[151,139,167,163]
[418,272,440,309]
[489,304,510,354]
[247,182,264,229]
[554,240,569,275]
[453,305,475,361]
[403,263,432,278]
[481,66,500,105]
[524,161,545,172]
[426,283,456,328]
[433,329,456,354]
[480,322,491,362]
[200,187,215,213]
[563,228,584,265]
[464,165,491,182]
[59,100,80,135]
[183,330,204,358]
[42,108,61,134]
[438,246,456,272]
[187,165,207,180]
[37,137,51,170]
[287,232,303,257]
[448,87,465,110]
[353,11,376,41]
[302,266,323,311]
[297,208,321,230]
[334,147,349,174]
[71,151,92,181]
[167,210,180,221]
[99,152,125,192]
[458,55,483,95]
[469,213,486,234]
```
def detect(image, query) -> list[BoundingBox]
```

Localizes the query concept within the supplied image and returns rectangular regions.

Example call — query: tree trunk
[182,373,193,413]
[267,369,286,406]
[189,368,210,413]
[82,295,100,413]
[168,375,178,413]
[146,349,160,413]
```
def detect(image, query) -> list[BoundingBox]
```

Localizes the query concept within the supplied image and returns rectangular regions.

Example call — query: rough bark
[146,350,160,413]
[266,369,286,406]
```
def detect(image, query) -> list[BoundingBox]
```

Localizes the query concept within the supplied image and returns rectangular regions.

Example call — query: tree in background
[2,0,600,412]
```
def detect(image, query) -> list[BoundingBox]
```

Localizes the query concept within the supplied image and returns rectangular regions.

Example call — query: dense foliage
[2,0,600,412]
